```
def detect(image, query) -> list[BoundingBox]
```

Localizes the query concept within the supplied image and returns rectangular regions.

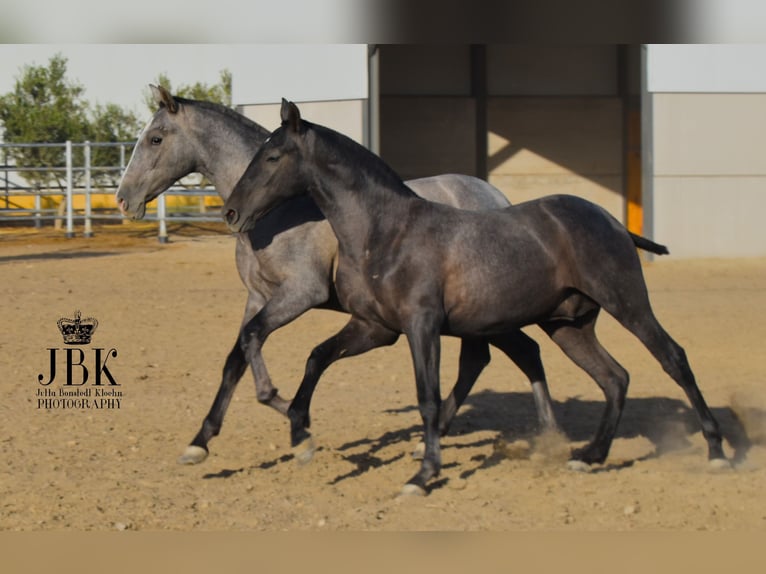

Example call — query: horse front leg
[239,285,333,418]
[402,313,443,496]
[488,330,560,433]
[411,337,489,460]
[287,317,399,463]
[179,336,248,464]
[178,295,265,465]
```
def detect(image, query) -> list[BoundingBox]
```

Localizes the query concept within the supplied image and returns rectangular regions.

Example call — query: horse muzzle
[116,196,146,220]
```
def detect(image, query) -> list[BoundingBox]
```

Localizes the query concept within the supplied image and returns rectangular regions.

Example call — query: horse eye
[266,155,280,163]
[151,136,163,145]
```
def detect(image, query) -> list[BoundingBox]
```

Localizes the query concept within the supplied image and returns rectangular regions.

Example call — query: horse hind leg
[488,330,560,434]
[618,310,727,466]
[541,309,630,468]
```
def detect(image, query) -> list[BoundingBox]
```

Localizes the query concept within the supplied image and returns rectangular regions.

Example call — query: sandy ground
[1,224,765,532]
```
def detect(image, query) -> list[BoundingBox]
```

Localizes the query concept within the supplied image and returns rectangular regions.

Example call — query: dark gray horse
[115,86,561,465]
[223,100,728,495]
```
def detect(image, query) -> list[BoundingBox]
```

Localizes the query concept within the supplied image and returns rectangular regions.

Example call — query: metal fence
[1,141,223,242]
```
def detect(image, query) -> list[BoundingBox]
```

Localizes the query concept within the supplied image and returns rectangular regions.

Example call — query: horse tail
[629,232,669,255]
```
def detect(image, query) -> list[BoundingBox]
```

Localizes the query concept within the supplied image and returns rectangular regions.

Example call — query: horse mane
[172,96,271,140]
[308,121,417,198]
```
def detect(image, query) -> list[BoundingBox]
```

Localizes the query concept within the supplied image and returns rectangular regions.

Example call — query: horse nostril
[225,209,239,225]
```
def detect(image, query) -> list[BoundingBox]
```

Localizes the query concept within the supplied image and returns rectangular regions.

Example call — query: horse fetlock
[178,445,209,465]
[287,407,311,431]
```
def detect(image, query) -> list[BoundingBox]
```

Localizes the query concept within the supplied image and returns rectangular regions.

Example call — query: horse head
[115,85,197,219]
[224,99,310,233]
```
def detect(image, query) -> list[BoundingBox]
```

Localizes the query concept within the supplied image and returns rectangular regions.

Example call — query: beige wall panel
[239,99,365,144]
[653,176,766,258]
[488,97,623,176]
[489,174,624,221]
[653,93,766,176]
[379,96,476,180]
[487,97,625,220]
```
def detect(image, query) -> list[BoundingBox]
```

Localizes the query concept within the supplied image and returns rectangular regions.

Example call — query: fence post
[34,192,42,229]
[83,141,93,238]
[119,143,128,226]
[3,146,8,209]
[65,140,75,238]
[157,193,169,243]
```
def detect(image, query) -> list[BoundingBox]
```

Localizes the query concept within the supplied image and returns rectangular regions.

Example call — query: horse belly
[444,292,556,336]
[442,257,561,335]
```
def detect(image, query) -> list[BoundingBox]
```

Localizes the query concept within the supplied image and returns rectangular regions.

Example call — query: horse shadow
[327,389,760,486]
[0,250,118,263]
[202,390,763,487]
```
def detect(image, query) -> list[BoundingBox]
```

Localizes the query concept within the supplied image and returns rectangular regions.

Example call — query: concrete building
[236,44,766,259]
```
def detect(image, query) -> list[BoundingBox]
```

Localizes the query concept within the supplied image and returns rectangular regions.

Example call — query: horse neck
[186,107,268,201]
[307,146,418,256]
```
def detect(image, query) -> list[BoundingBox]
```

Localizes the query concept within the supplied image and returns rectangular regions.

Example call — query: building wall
[379,97,477,179]
[487,97,624,220]
[650,92,766,258]
[644,44,766,258]
[378,45,629,222]
[238,99,367,146]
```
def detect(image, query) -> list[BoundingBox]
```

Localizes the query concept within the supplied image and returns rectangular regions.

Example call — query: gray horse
[223,100,728,495]
[115,86,560,465]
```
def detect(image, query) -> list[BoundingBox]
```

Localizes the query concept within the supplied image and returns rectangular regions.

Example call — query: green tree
[143,69,232,114]
[0,54,232,193]
[0,54,91,190]
[88,102,141,187]
[0,53,143,190]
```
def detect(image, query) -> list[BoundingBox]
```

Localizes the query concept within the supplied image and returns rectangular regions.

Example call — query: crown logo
[57,310,98,345]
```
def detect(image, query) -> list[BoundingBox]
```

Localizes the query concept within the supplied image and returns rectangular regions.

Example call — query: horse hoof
[708,458,732,472]
[178,445,208,465]
[400,483,427,497]
[566,459,593,473]
[411,442,426,460]
[293,437,316,465]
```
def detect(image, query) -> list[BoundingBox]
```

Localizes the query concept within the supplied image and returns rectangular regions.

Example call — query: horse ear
[150,84,178,114]
[280,98,302,133]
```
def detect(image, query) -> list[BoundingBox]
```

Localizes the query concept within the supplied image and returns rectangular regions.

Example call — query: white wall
[231,44,368,105]
[647,44,766,93]
[645,51,766,259]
